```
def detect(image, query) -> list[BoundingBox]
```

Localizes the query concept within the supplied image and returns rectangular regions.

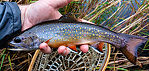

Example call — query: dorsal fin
[58,15,79,23]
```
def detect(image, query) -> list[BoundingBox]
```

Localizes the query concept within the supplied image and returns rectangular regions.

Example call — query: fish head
[8,34,42,51]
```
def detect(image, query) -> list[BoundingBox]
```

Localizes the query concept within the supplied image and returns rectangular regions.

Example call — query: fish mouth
[7,48,38,51]
[7,43,39,51]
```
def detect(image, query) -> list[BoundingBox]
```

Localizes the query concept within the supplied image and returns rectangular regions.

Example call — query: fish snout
[7,35,42,51]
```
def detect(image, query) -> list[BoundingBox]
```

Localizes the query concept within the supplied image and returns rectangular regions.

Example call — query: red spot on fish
[84,34,86,36]
[72,34,73,36]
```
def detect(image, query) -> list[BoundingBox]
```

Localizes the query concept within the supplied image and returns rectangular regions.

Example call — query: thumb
[38,0,73,9]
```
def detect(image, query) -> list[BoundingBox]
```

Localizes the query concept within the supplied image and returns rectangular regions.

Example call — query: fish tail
[118,33,148,65]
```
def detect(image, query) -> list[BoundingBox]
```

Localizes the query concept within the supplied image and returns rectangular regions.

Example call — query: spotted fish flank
[8,16,148,65]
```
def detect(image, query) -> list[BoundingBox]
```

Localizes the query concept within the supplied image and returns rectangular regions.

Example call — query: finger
[58,46,70,56]
[80,45,89,53]
[39,42,52,54]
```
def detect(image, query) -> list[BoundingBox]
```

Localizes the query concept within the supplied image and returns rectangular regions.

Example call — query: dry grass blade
[111,4,148,31]
[88,1,120,22]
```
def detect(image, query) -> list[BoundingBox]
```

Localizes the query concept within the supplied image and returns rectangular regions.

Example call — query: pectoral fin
[45,38,53,44]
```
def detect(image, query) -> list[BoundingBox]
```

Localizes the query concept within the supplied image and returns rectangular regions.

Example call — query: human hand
[19,0,89,55]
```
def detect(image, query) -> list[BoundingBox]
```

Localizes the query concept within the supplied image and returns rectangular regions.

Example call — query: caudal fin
[119,34,148,65]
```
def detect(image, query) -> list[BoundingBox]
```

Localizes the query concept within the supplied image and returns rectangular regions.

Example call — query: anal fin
[90,42,104,54]
[98,42,104,53]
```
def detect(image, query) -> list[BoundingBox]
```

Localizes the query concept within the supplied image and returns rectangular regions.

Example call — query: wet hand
[19,0,89,55]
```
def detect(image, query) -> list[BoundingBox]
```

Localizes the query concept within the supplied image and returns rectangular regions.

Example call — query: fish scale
[34,23,117,47]
[8,16,148,65]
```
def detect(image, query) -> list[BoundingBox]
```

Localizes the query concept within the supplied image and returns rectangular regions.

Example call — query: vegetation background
[0,0,148,71]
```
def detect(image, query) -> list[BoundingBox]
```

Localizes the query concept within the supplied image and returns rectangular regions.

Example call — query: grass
[106,66,129,71]
[0,0,149,71]
[8,55,13,71]
[0,54,5,71]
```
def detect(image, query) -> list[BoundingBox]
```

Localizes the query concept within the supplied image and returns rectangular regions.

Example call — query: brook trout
[8,16,148,65]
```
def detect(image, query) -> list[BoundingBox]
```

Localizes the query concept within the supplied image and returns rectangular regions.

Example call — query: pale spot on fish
[98,30,100,32]
[76,30,78,32]
[89,29,91,31]
[80,27,81,29]
[80,32,81,34]
[93,34,95,36]
[80,36,82,38]
[99,35,101,37]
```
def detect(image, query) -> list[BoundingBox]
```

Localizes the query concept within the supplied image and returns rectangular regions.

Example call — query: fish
[7,15,148,65]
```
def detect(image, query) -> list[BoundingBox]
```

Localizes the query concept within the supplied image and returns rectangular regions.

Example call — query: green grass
[0,54,6,71]
[8,55,13,71]
[106,66,129,71]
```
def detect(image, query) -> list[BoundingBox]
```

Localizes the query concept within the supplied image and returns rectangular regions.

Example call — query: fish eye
[14,37,21,43]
